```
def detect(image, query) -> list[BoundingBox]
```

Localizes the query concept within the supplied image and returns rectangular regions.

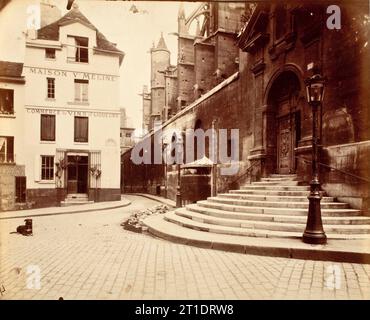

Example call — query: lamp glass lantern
[305,74,325,105]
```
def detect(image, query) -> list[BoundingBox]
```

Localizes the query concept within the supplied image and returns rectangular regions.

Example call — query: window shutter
[67,36,77,61]
[74,81,80,101]
[82,82,88,101]
[34,155,40,181]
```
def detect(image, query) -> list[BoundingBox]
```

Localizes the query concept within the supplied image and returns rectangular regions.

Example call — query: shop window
[41,155,54,180]
[74,116,88,143]
[0,89,14,114]
[0,136,14,163]
[40,114,55,141]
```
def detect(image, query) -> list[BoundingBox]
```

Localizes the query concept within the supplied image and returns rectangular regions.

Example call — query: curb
[129,193,176,207]
[144,217,370,264]
[0,200,132,220]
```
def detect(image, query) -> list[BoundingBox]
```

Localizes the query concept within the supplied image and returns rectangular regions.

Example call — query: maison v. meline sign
[24,66,118,81]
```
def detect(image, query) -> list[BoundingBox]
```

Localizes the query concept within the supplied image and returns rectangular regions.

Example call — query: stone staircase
[152,174,370,240]
[60,193,93,207]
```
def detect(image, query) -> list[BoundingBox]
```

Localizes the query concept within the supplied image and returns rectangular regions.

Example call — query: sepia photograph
[0,0,369,307]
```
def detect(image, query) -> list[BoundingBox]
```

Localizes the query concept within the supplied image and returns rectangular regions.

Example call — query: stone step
[143,215,370,263]
[207,197,349,209]
[66,194,88,199]
[241,185,310,191]
[260,177,297,182]
[164,211,370,240]
[252,180,302,186]
[64,198,89,202]
[269,174,298,178]
[60,200,93,207]
[175,208,370,234]
[217,193,335,202]
[229,189,315,196]
[186,204,370,225]
[197,200,362,216]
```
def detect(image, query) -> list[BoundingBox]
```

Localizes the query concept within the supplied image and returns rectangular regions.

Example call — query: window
[15,176,26,203]
[275,4,288,41]
[74,79,88,102]
[67,36,89,63]
[41,156,54,180]
[0,136,14,163]
[47,78,55,99]
[74,116,88,142]
[45,48,56,59]
[0,88,14,114]
[125,133,131,138]
[40,114,55,141]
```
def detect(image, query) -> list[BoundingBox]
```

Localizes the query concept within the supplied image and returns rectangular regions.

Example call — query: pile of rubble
[121,204,170,233]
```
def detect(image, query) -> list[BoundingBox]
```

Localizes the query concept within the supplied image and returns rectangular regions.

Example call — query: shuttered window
[40,114,55,141]
[74,116,88,143]
[74,79,88,102]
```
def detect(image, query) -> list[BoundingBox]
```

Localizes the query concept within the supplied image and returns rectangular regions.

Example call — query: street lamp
[163,141,168,199]
[302,72,327,244]
[174,134,183,208]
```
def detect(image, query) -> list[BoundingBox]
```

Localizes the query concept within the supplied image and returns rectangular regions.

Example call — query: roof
[37,6,124,63]
[182,156,214,168]
[0,61,24,77]
[156,33,168,50]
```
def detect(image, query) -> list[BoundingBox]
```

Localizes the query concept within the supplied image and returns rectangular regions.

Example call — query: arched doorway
[266,71,302,174]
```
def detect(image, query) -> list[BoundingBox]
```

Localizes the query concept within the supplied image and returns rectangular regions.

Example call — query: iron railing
[218,160,260,193]
[295,155,370,183]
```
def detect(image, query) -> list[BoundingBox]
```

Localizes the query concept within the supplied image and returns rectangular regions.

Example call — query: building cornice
[0,76,25,84]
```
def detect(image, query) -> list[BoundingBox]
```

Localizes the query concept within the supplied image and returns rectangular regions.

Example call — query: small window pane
[47,78,55,98]
[41,156,54,180]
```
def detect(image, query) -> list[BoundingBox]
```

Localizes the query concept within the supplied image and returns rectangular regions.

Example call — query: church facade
[129,1,369,210]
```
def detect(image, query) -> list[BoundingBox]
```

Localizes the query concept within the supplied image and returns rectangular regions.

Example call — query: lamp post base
[302,231,327,244]
[302,188,327,245]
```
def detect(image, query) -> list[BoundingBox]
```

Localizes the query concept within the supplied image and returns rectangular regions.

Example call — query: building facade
[0,3,124,210]
[127,1,370,211]
[0,61,26,211]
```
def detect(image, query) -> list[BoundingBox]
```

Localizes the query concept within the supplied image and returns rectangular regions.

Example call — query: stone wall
[321,141,370,211]
[0,164,25,211]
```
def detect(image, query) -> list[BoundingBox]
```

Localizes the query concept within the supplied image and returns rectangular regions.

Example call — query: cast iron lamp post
[163,142,168,199]
[302,73,327,244]
[175,135,183,208]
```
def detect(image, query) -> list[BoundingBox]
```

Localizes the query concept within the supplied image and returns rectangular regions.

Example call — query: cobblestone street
[1,195,369,300]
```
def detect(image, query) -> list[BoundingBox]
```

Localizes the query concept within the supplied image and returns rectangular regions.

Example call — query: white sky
[0,0,200,129]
